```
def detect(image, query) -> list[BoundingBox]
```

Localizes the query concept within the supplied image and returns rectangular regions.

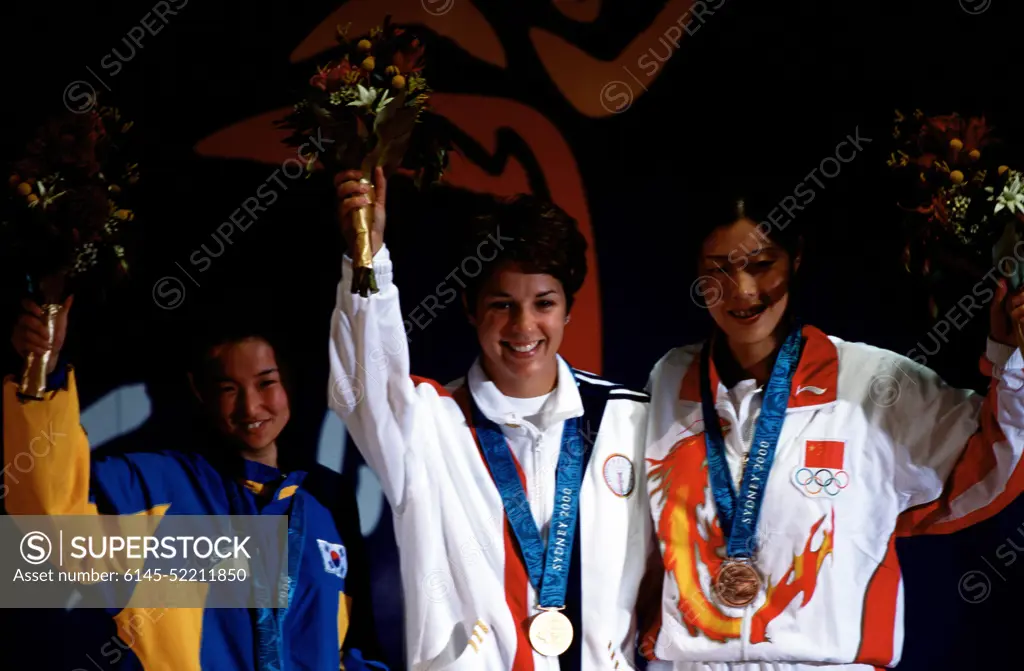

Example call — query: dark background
[2,0,1024,668]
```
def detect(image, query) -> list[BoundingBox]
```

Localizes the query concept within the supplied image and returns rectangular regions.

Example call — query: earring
[564,315,571,325]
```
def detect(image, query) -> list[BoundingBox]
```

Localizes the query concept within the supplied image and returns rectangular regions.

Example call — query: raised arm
[892,281,1024,535]
[4,301,174,517]
[327,168,422,510]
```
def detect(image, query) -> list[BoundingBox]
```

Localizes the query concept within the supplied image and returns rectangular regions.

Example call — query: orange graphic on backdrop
[647,433,836,645]
[553,0,602,23]
[193,1,612,372]
[531,0,698,117]
[290,0,683,117]
[289,0,506,68]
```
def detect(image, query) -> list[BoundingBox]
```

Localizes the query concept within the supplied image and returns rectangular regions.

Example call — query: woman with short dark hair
[330,169,655,670]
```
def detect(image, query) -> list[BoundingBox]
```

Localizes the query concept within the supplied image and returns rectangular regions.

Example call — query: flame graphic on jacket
[648,431,836,644]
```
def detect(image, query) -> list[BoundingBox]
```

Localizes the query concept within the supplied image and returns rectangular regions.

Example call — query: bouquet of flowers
[0,103,140,396]
[278,15,450,296]
[888,109,1024,340]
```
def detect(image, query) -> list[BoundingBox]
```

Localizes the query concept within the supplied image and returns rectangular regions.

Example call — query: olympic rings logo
[793,467,849,496]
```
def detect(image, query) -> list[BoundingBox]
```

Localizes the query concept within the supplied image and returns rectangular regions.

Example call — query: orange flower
[325,59,354,91]
[913,153,938,169]
[923,114,991,154]
[393,38,425,74]
[930,193,949,226]
[962,117,991,153]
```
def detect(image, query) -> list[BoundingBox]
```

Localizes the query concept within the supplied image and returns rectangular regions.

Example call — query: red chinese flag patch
[805,440,844,469]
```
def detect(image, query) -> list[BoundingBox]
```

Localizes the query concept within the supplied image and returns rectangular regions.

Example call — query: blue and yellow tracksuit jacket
[2,367,388,671]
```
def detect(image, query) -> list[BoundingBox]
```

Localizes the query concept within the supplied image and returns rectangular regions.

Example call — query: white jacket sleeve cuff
[342,244,394,292]
[987,337,1024,373]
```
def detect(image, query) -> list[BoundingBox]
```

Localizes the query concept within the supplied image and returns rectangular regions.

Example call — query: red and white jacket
[328,247,654,670]
[641,324,1024,670]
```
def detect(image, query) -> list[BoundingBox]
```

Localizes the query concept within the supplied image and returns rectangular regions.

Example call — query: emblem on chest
[791,440,849,498]
[603,454,635,497]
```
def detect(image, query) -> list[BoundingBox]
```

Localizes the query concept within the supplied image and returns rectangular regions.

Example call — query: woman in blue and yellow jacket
[4,297,388,671]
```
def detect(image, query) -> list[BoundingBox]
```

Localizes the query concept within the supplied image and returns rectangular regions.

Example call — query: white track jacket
[642,324,1024,670]
[328,247,654,670]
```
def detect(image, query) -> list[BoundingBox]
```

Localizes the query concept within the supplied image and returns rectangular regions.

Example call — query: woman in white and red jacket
[641,183,1024,670]
[328,170,655,670]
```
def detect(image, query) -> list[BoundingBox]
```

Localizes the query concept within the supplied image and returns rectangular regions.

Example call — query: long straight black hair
[681,173,809,328]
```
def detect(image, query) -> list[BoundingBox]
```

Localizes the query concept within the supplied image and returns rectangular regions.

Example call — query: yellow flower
[886,151,909,168]
[361,56,375,71]
[950,170,964,184]
[407,75,428,94]
[357,39,372,52]
[949,138,963,151]
[16,182,32,196]
[391,75,406,90]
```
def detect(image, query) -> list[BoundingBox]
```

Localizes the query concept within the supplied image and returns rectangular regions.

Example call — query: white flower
[986,172,1024,215]
[346,85,394,114]
[346,84,379,109]
[375,91,395,114]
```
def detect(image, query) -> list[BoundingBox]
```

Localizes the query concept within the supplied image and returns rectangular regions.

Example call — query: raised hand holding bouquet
[888,108,1024,348]
[279,16,450,296]
[1,103,140,397]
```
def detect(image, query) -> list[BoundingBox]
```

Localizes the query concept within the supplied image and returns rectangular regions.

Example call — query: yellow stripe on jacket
[3,372,204,670]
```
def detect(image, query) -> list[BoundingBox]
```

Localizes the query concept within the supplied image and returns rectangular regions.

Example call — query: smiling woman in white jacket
[327,169,655,671]
[641,184,1024,671]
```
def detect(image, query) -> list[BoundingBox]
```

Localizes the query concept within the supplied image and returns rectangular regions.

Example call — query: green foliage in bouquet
[888,108,1024,317]
[0,104,140,300]
[277,15,451,188]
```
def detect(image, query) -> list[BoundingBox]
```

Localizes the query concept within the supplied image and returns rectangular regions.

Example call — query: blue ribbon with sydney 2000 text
[700,324,803,559]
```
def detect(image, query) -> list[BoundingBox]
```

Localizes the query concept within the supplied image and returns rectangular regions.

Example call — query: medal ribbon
[224,468,307,671]
[469,395,584,609]
[700,325,803,559]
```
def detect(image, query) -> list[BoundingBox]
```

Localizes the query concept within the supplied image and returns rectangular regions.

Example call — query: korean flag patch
[316,539,347,579]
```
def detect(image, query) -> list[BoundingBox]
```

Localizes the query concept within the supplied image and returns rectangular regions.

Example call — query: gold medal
[713,560,762,608]
[528,608,574,657]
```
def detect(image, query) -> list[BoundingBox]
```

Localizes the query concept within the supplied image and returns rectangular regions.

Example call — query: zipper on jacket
[741,605,752,660]
[534,433,545,531]
[743,408,757,451]
[716,401,742,490]
[737,387,762,485]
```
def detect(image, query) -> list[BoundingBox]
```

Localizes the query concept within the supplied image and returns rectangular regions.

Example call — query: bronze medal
[714,560,762,607]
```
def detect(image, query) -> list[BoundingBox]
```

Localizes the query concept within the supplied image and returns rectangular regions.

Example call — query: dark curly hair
[458,194,588,313]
